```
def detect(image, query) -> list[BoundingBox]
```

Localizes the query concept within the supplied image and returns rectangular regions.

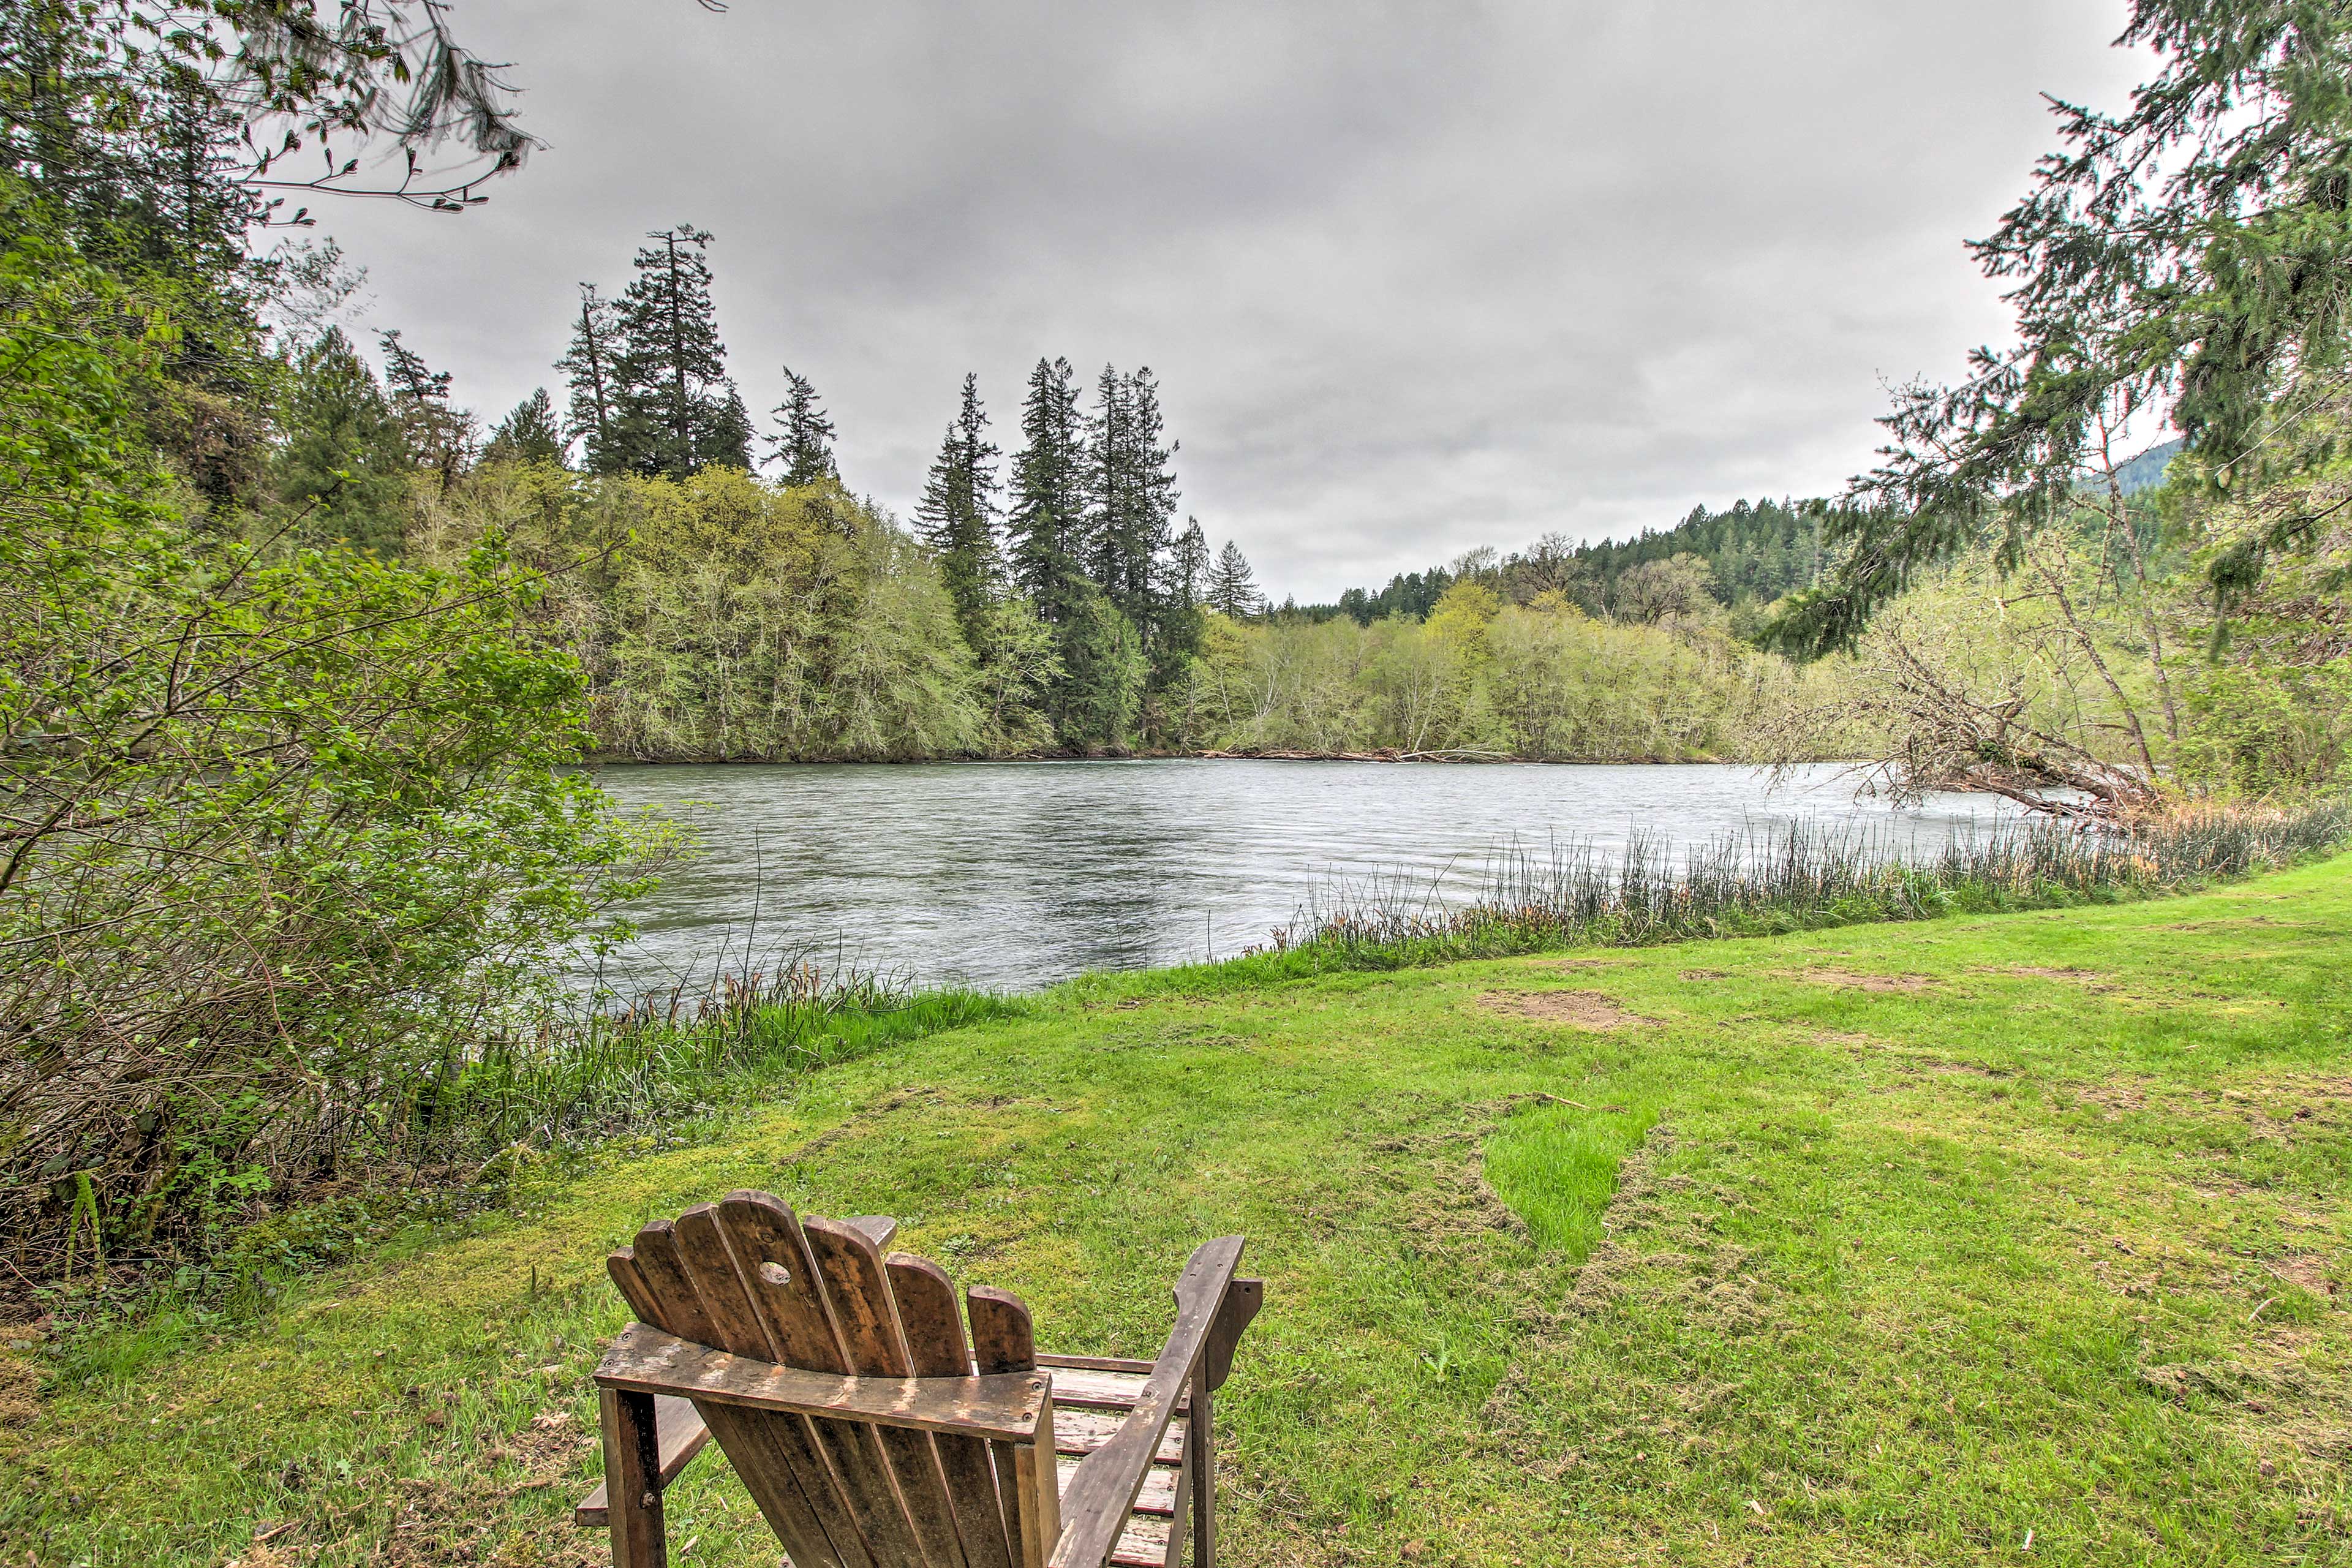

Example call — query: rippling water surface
[585,760,2025,993]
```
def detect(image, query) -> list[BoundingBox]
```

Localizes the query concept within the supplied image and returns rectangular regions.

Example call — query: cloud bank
[315,0,2145,600]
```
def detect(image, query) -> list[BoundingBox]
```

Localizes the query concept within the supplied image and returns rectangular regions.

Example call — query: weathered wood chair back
[594,1189,1256,1568]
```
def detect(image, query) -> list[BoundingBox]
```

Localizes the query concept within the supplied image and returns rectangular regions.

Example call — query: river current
[578,760,2027,996]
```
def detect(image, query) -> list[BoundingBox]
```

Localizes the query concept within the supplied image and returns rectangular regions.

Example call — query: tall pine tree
[1085,365,1180,632]
[914,372,1001,649]
[1208,540,1261,618]
[377,328,471,482]
[557,283,622,473]
[273,328,412,554]
[609,224,750,475]
[1084,363,1132,601]
[766,366,839,486]
[1008,356,1088,625]
[1169,517,1210,609]
[483,388,567,466]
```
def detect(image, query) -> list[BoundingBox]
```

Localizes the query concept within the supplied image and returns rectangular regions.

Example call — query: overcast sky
[309,0,2149,602]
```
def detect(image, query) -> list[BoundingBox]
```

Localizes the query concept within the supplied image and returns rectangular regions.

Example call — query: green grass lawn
[10,856,2352,1566]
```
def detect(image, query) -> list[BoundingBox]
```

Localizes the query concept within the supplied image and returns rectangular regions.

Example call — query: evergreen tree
[1084,365,1180,640]
[710,385,756,472]
[377,328,471,481]
[1008,356,1089,625]
[767,366,840,486]
[609,224,748,475]
[1084,363,1131,597]
[273,327,411,554]
[914,372,1001,649]
[1169,518,1210,610]
[483,388,567,466]
[1208,540,1261,619]
[1056,587,1146,750]
[557,283,622,473]
[1773,2,2352,654]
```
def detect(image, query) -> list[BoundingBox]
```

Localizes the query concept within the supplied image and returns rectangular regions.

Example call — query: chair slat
[627,1221,719,1347]
[675,1204,866,1568]
[805,1218,972,1568]
[716,1194,910,1568]
[1108,1513,1171,1568]
[1040,1368,1188,1412]
[967,1287,1040,1567]
[892,1254,1017,1568]
[719,1192,851,1373]
[1055,1458,1177,1517]
[1052,1410,1185,1464]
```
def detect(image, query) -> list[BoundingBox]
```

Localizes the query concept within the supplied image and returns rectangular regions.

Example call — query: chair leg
[1189,1384,1216,1568]
[601,1387,669,1568]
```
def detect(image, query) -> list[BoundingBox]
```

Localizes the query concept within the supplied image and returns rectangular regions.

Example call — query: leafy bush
[0,204,647,1260]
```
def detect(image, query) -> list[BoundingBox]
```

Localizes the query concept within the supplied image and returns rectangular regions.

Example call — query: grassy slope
[10,857,2352,1566]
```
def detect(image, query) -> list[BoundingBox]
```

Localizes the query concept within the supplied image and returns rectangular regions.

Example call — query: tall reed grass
[1244,800,2352,971]
[418,954,1022,1166]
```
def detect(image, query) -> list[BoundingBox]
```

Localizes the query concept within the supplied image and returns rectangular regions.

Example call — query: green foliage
[1328,499,1832,627]
[914,372,1000,650]
[1207,537,1261,618]
[1787,440,2352,813]
[1052,584,1147,749]
[270,326,412,553]
[426,464,1000,759]
[1173,597,1809,761]
[0,206,646,1255]
[1007,355,1088,625]
[556,282,622,472]
[482,387,567,467]
[764,365,838,488]
[1781,1,2352,653]
[376,326,471,481]
[606,225,750,477]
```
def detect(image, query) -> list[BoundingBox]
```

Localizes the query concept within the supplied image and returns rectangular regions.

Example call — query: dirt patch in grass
[1679,968,1728,981]
[366,1417,600,1568]
[2269,1254,2340,1299]
[1989,965,2121,992]
[1787,968,1944,994]
[0,1310,42,1429]
[0,1352,36,1428]
[1481,990,1656,1030]
[2070,1080,2152,1117]
[1922,1058,2004,1079]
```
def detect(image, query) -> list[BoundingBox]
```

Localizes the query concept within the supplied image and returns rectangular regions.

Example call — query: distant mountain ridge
[1287,442,2188,627]
[2112,438,2182,496]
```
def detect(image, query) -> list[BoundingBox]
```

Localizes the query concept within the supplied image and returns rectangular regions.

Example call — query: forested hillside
[1314,496,1840,630]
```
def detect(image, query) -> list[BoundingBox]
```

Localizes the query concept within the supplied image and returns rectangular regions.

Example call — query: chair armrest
[1049,1237,1245,1568]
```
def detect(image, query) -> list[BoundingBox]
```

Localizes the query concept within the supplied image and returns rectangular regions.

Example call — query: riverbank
[8,853,2351,1564]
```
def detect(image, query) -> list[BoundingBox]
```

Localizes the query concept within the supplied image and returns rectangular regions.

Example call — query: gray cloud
[314,0,2145,600]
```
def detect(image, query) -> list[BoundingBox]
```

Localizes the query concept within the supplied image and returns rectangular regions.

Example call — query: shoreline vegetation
[435,800,2352,1175]
[18,799,2341,1316]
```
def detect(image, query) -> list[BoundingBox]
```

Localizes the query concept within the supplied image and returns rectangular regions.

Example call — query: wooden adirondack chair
[579,1192,1263,1568]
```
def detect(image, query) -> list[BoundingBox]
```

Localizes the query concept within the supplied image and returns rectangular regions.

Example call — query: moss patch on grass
[9,856,2352,1564]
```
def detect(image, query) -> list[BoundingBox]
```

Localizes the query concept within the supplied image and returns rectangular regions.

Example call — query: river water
[580,760,2026,996]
